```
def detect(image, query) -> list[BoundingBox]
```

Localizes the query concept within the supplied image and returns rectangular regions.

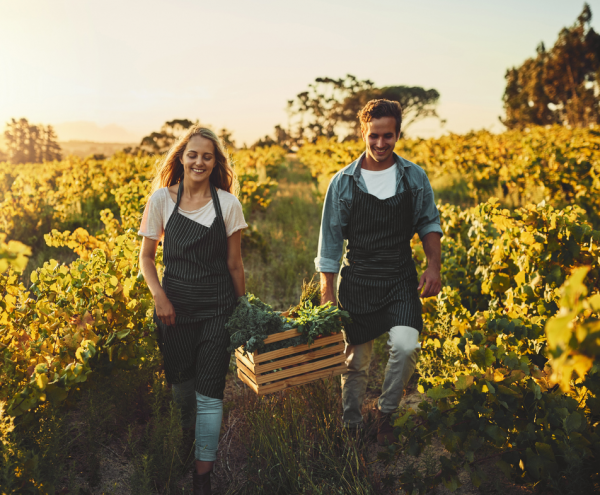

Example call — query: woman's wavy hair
[150,126,239,196]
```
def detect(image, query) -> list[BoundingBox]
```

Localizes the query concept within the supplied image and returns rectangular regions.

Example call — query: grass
[243,160,323,310]
[236,379,376,495]
[429,172,547,210]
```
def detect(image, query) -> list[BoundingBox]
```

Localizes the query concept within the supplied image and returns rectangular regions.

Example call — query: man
[315,99,443,445]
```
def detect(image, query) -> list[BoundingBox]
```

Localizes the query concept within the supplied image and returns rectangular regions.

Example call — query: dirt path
[74,363,537,495]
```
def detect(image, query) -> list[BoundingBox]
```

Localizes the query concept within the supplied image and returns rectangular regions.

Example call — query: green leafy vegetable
[226,293,351,354]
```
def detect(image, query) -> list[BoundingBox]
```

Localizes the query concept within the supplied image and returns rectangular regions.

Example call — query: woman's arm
[226,230,245,298]
[139,236,176,326]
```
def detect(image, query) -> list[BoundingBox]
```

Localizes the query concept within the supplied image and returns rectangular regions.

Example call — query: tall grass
[235,379,376,495]
[243,161,323,310]
[127,378,191,495]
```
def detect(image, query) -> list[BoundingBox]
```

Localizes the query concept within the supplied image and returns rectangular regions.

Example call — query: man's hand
[419,232,442,298]
[418,266,441,298]
[320,272,337,306]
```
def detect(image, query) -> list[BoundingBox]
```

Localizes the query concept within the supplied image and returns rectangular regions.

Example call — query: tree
[128,120,236,155]
[502,4,600,129]
[285,74,443,144]
[3,118,62,164]
[138,119,197,154]
[251,125,294,150]
[218,128,237,151]
[341,85,444,139]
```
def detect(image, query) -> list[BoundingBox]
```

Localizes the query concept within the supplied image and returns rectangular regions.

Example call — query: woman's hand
[154,291,176,326]
[139,237,176,326]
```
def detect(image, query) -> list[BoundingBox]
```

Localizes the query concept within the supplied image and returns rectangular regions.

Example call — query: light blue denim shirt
[315,152,443,273]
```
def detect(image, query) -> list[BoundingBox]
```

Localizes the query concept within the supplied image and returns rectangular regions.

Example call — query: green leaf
[34,363,48,374]
[454,375,474,390]
[495,459,512,477]
[484,425,506,446]
[394,409,414,427]
[565,412,583,433]
[525,450,545,481]
[472,347,495,368]
[427,385,456,400]
[491,273,511,293]
[586,396,600,415]
[116,328,131,339]
[503,351,519,369]
[442,474,460,491]
[469,465,486,488]
[535,442,556,462]
[45,383,69,404]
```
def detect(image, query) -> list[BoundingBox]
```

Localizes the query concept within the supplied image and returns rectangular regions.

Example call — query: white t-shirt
[138,187,248,240]
[361,164,397,200]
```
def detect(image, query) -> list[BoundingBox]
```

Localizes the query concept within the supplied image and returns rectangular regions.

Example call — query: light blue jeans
[171,379,223,462]
[341,326,421,426]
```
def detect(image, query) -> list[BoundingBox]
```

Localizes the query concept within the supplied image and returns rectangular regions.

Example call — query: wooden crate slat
[252,333,344,364]
[255,363,347,395]
[237,368,259,394]
[255,353,347,385]
[236,357,258,386]
[262,328,301,345]
[235,350,255,373]
[255,342,345,374]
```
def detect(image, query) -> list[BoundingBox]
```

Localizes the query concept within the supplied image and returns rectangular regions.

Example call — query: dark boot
[193,470,212,495]
[376,409,395,446]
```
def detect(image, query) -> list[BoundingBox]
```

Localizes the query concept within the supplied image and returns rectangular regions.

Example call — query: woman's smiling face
[181,135,216,184]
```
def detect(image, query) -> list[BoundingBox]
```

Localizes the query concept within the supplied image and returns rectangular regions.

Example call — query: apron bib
[156,181,236,325]
[338,171,423,345]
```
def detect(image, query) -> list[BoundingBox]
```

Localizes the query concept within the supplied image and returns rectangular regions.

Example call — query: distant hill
[54,121,141,143]
[58,141,137,159]
[0,137,136,160]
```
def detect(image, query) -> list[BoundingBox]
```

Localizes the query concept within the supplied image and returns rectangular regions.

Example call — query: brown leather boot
[376,410,396,446]
[193,470,212,495]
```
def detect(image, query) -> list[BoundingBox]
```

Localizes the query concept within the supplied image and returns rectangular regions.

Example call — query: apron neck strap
[175,180,184,208]
[209,182,223,218]
[401,171,413,224]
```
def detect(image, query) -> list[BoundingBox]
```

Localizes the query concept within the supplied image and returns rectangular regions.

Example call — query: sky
[0,0,598,145]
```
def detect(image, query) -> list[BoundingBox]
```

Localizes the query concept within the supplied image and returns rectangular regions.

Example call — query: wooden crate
[235,328,347,395]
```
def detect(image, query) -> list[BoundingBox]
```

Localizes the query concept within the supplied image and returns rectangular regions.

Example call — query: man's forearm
[422,232,441,270]
[320,272,336,305]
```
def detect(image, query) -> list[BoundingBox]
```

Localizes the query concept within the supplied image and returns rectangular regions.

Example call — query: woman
[138,126,246,494]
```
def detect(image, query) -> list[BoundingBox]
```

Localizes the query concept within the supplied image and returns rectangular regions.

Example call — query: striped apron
[338,173,423,345]
[154,181,236,399]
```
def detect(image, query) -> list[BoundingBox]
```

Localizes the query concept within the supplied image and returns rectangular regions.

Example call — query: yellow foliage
[545,267,600,392]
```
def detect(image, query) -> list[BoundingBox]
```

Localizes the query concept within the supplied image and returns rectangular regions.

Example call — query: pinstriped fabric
[155,180,235,399]
[338,173,423,345]
[161,181,235,322]
[158,315,230,399]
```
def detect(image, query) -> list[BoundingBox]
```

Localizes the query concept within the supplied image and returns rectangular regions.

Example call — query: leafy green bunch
[292,301,351,346]
[226,294,284,353]
[226,293,351,354]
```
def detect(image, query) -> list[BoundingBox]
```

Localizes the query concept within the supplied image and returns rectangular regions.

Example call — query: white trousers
[340,325,421,426]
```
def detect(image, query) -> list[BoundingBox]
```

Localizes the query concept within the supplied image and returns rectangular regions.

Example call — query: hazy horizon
[2,1,598,145]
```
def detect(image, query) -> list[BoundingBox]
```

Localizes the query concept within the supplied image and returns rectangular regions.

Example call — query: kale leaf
[226,294,352,355]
